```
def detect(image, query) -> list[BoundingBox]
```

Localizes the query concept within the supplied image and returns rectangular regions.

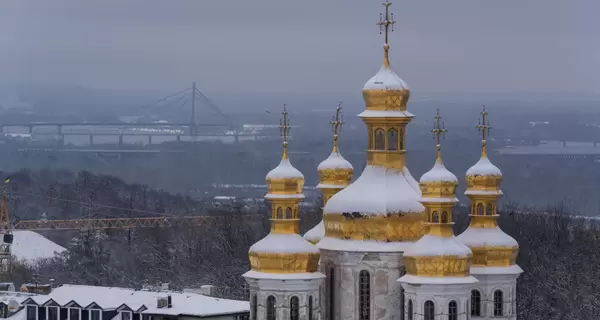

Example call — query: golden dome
[362,44,411,113]
[317,147,353,190]
[247,105,320,274]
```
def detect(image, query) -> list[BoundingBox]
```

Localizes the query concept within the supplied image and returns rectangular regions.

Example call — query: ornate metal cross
[377,0,396,44]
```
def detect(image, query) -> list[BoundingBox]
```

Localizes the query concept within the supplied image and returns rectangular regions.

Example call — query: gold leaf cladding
[470,246,518,267]
[362,89,410,111]
[249,252,320,273]
[404,255,472,277]
[324,212,425,242]
[318,168,353,187]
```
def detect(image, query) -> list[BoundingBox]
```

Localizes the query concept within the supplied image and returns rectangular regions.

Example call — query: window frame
[407,300,413,320]
[266,295,276,320]
[359,270,370,320]
[308,296,313,320]
[328,267,335,320]
[120,311,132,320]
[88,309,102,320]
[26,305,39,320]
[46,306,60,320]
[424,300,434,320]
[494,290,504,316]
[471,289,482,316]
[68,308,82,320]
[448,300,457,320]
[289,296,299,320]
[251,293,257,320]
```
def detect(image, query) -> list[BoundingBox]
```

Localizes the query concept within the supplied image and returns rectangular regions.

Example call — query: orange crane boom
[12,214,262,231]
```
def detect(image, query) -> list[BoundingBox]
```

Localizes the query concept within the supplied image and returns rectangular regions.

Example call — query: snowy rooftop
[457,226,518,248]
[324,165,423,216]
[358,110,415,118]
[303,220,324,244]
[404,234,471,258]
[420,158,458,184]
[249,233,319,254]
[466,156,502,177]
[243,270,325,281]
[317,236,415,253]
[363,63,409,91]
[266,157,304,180]
[11,231,66,264]
[318,150,353,171]
[398,274,478,285]
[22,285,249,317]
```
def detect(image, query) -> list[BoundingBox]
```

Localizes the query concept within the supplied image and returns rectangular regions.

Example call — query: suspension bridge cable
[132,87,192,112]
[194,88,231,123]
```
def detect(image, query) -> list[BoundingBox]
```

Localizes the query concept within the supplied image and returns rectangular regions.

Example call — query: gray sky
[0,0,597,95]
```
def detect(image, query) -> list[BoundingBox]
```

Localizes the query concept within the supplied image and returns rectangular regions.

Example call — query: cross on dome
[476,105,492,156]
[330,102,344,138]
[377,0,396,45]
[279,104,291,147]
[431,108,446,153]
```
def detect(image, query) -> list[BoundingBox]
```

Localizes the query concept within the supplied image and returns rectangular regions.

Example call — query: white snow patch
[243,270,325,280]
[249,233,319,254]
[317,236,415,253]
[358,110,415,118]
[420,197,459,203]
[318,150,353,171]
[24,284,249,317]
[6,309,25,320]
[471,265,523,275]
[264,194,305,200]
[466,156,502,177]
[316,183,347,189]
[363,65,409,91]
[323,165,424,216]
[403,167,422,196]
[398,274,478,285]
[404,234,472,258]
[420,160,458,183]
[303,220,324,244]
[11,231,66,263]
[464,190,503,196]
[457,227,518,248]
[266,157,304,180]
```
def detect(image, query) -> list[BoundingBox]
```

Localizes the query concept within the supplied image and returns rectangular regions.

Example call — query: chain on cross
[279,104,291,145]
[377,0,396,44]
[477,105,492,141]
[330,101,344,137]
[432,108,447,147]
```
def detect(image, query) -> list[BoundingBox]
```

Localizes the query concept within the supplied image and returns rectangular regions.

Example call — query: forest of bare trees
[1,169,599,319]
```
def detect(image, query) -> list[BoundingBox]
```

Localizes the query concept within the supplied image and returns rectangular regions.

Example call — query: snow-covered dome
[465,154,503,196]
[420,159,458,184]
[363,64,409,91]
[419,156,459,203]
[362,44,410,112]
[404,235,472,260]
[316,148,353,189]
[457,225,519,267]
[466,155,502,177]
[266,157,304,180]
[265,153,305,199]
[303,220,325,245]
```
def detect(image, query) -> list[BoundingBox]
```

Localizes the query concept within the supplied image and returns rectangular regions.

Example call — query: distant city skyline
[0,0,597,95]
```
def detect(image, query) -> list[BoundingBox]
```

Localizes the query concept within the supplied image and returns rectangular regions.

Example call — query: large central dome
[318,44,426,252]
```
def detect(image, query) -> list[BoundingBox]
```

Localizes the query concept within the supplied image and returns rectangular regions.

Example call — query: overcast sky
[0,0,597,95]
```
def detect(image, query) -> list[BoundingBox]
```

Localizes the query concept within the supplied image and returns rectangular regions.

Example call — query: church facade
[244,1,521,319]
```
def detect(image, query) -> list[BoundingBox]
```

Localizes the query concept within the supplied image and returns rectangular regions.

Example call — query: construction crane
[0,191,262,273]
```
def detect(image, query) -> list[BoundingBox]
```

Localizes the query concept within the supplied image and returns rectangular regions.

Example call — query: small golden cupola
[304,104,353,245]
[246,106,320,274]
[403,110,474,278]
[457,106,520,268]
[320,0,425,251]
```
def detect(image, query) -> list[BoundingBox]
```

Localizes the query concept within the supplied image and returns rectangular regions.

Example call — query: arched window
[308,296,313,320]
[328,267,335,320]
[290,296,299,320]
[476,203,484,216]
[387,128,398,151]
[359,270,370,320]
[432,211,440,223]
[276,207,283,219]
[424,301,434,320]
[251,293,257,320]
[266,296,276,320]
[368,128,374,149]
[471,290,481,316]
[375,129,385,150]
[285,207,292,219]
[407,300,413,320]
[487,204,494,216]
[448,301,457,320]
[441,211,449,223]
[494,290,504,316]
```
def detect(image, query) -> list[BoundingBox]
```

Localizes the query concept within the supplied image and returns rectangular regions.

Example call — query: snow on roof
[316,183,347,189]
[466,156,502,177]
[470,265,523,275]
[403,234,471,258]
[303,220,324,244]
[22,285,249,317]
[266,157,304,180]
[317,236,415,253]
[0,292,36,305]
[398,274,478,285]
[243,270,325,281]
[358,110,415,118]
[323,165,424,216]
[464,190,503,196]
[403,167,422,196]
[457,227,518,248]
[264,194,305,200]
[420,159,458,183]
[6,308,25,320]
[363,64,409,91]
[11,231,66,264]
[249,233,319,254]
[318,150,353,171]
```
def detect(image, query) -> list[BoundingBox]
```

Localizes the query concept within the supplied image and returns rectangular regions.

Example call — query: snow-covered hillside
[11,231,66,263]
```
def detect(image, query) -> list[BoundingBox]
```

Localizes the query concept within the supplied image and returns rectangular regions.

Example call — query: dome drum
[265,177,304,196]
[470,246,518,267]
[249,252,320,273]
[323,213,425,242]
[466,175,502,194]
[317,168,353,188]
[420,181,458,200]
[404,255,473,277]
